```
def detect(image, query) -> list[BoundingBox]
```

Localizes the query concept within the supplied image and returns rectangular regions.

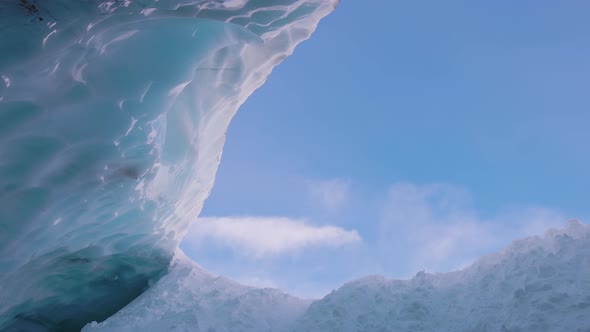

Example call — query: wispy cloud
[378,183,566,275]
[184,216,361,258]
[305,178,350,211]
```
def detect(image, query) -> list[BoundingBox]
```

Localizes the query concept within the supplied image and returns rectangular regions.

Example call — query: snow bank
[85,250,311,332]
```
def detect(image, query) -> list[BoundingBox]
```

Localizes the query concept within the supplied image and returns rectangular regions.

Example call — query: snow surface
[0,0,337,330]
[294,220,590,332]
[86,221,590,332]
[84,250,311,332]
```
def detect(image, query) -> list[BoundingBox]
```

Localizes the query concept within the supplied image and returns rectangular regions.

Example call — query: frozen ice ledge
[0,0,338,331]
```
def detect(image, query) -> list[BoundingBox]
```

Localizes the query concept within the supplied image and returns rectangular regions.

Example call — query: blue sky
[181,1,590,298]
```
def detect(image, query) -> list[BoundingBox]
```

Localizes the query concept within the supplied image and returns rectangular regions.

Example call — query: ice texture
[0,0,337,330]
[294,220,590,332]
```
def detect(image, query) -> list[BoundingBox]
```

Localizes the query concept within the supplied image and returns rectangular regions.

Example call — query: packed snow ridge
[84,250,312,332]
[87,220,590,332]
[294,220,590,332]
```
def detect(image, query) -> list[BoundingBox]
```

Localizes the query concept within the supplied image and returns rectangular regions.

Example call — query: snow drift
[84,250,311,332]
[295,220,590,332]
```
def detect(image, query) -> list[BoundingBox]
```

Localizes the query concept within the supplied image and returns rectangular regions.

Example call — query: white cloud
[184,216,361,257]
[306,178,350,211]
[378,183,566,275]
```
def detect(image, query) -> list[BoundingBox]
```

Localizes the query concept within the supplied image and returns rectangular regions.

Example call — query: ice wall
[0,1,337,330]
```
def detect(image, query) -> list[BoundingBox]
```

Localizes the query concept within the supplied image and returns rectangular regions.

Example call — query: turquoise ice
[0,0,337,330]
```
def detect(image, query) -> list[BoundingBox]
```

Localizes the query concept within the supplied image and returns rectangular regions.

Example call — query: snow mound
[84,250,311,332]
[293,220,590,332]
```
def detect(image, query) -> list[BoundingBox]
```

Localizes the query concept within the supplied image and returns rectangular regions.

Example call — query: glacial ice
[86,221,590,332]
[0,0,337,330]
